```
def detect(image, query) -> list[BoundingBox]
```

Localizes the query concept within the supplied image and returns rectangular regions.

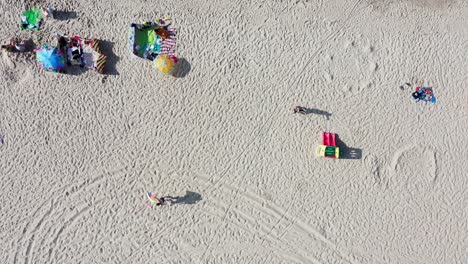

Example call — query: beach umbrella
[154,55,176,75]
[36,46,66,72]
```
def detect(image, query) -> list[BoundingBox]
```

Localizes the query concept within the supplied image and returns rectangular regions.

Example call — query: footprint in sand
[327,38,378,94]
[2,51,16,68]
[389,145,437,192]
[364,154,383,186]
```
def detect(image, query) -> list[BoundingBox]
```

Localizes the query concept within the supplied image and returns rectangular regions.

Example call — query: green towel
[21,8,43,30]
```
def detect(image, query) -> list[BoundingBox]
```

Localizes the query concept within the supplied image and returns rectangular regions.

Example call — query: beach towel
[160,28,177,56]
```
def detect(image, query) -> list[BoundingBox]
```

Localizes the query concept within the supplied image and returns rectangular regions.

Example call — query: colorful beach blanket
[129,22,177,60]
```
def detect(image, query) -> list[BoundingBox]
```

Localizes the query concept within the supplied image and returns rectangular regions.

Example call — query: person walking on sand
[293,106,307,115]
[154,196,181,206]
[147,192,166,207]
[155,197,165,206]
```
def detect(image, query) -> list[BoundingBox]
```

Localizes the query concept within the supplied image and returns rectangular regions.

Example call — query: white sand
[1,0,467,263]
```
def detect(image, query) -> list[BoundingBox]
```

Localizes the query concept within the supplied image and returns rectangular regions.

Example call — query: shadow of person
[52,10,78,20]
[100,40,120,75]
[172,58,191,78]
[64,65,87,76]
[164,191,202,205]
[335,135,362,159]
[303,108,332,120]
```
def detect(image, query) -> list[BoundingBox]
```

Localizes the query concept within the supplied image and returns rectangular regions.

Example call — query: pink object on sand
[322,132,336,146]
[160,28,177,56]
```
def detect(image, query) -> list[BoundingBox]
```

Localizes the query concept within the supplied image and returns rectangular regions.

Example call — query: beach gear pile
[129,18,178,75]
[316,132,341,159]
[412,86,436,104]
[0,6,108,74]
[34,35,107,73]
[57,34,107,73]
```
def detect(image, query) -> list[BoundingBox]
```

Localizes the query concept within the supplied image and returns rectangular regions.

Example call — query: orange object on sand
[156,28,171,40]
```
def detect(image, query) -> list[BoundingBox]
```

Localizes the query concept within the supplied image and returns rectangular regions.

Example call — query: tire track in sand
[198,107,297,262]
[11,166,128,264]
[21,200,55,264]
[255,150,364,264]
[197,175,356,264]
[119,110,280,263]
[196,171,355,264]
[46,199,106,262]
[11,198,54,264]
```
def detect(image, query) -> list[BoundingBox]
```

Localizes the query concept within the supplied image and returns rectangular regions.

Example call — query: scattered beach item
[293,106,307,114]
[156,27,171,40]
[63,35,85,67]
[160,27,177,56]
[129,18,177,61]
[154,55,177,74]
[35,45,66,72]
[46,5,55,19]
[56,34,107,73]
[400,82,412,90]
[20,7,48,30]
[316,132,341,158]
[412,86,436,104]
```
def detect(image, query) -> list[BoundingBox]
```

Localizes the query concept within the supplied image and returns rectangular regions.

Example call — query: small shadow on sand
[64,65,87,76]
[304,108,332,120]
[52,10,78,20]
[296,107,332,120]
[100,40,119,75]
[163,191,202,205]
[172,58,191,78]
[335,134,362,159]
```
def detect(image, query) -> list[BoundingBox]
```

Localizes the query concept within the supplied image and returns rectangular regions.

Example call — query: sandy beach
[1,0,467,263]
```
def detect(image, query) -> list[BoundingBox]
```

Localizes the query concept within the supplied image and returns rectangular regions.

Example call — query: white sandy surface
[1,0,467,263]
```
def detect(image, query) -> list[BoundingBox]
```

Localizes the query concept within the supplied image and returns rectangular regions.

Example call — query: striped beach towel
[160,28,176,56]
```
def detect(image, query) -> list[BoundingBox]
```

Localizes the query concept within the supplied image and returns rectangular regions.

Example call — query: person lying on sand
[1,38,27,52]
[293,106,307,114]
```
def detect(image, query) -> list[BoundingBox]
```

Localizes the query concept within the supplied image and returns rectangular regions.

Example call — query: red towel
[160,28,177,56]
